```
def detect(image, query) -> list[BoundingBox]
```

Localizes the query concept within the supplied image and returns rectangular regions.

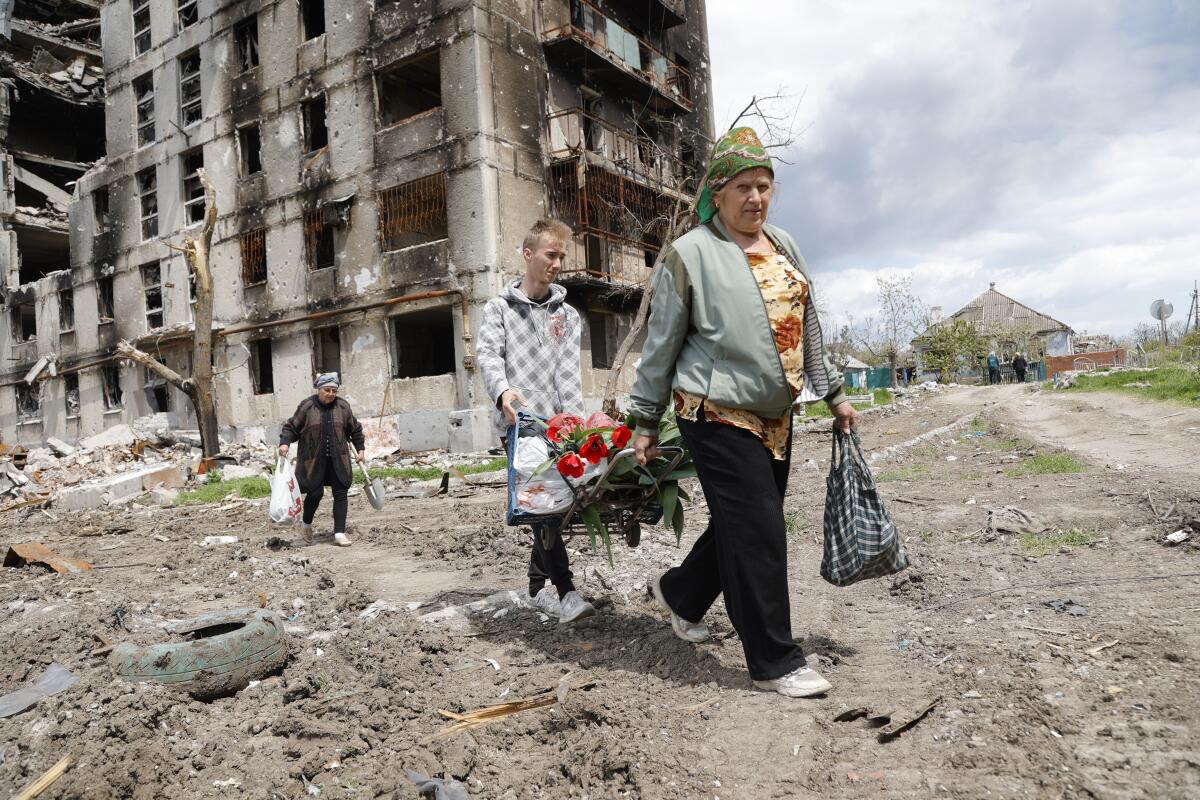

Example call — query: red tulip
[546,425,564,443]
[610,426,633,449]
[556,452,585,479]
[579,434,609,465]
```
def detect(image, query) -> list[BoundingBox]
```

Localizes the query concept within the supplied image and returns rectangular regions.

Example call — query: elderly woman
[278,373,366,547]
[629,128,858,698]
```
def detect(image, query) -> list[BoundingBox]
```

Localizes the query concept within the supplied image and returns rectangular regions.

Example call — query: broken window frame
[303,209,336,271]
[389,307,456,379]
[15,382,42,424]
[177,0,199,31]
[101,365,124,411]
[11,302,36,343]
[133,72,155,147]
[588,310,615,369]
[64,373,80,419]
[93,187,111,230]
[300,94,329,154]
[375,49,443,129]
[144,366,171,412]
[181,149,205,226]
[137,167,158,240]
[300,0,326,41]
[58,288,74,333]
[132,0,152,56]
[250,338,274,395]
[234,16,260,72]
[96,275,115,323]
[240,228,268,285]
[142,262,164,330]
[311,326,342,379]
[178,50,202,127]
[377,172,448,252]
[237,124,263,177]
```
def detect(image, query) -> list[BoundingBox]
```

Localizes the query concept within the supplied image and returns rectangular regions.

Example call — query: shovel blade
[366,478,385,510]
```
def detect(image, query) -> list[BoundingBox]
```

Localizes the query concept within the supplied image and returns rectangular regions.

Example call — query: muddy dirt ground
[1,384,1198,799]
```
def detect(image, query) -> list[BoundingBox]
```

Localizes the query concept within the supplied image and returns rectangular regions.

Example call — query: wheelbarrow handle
[593,446,686,491]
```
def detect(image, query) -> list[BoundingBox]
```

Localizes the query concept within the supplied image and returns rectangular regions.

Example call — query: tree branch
[115,340,193,394]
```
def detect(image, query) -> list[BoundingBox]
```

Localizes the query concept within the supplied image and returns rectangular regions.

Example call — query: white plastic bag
[512,436,573,514]
[269,456,303,524]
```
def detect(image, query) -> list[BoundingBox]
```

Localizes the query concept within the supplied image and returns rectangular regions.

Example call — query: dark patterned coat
[279,396,365,493]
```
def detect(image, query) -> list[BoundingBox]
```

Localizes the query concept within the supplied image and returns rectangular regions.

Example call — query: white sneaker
[651,575,710,643]
[529,588,562,617]
[753,666,832,698]
[300,522,313,544]
[332,532,352,547]
[558,591,596,625]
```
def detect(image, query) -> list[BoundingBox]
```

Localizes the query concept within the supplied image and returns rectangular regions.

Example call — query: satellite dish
[1150,299,1174,321]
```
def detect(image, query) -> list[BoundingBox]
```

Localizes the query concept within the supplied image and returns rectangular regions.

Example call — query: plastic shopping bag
[820,429,909,586]
[269,456,304,524]
[512,436,573,515]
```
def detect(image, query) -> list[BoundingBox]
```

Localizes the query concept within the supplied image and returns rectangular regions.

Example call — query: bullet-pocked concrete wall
[1,0,713,451]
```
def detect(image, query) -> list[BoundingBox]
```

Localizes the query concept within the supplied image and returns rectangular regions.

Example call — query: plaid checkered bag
[820,429,909,587]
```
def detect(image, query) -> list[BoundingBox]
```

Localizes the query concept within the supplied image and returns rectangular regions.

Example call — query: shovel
[353,446,386,511]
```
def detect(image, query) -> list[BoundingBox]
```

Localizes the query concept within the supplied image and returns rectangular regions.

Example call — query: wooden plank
[13,756,71,800]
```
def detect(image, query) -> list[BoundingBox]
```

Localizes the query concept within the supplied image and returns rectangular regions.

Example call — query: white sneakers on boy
[753,666,832,698]
[558,591,596,624]
[332,532,352,547]
[650,575,711,643]
[529,587,563,617]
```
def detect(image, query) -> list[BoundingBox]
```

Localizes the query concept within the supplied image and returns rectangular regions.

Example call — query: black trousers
[988,367,1001,384]
[1015,368,1026,383]
[528,524,576,599]
[302,455,348,532]
[659,411,806,681]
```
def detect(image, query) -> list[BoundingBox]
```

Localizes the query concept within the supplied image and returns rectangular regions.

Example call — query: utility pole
[1185,281,1199,335]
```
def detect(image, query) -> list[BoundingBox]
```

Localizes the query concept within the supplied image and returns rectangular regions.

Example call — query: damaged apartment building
[0,0,712,451]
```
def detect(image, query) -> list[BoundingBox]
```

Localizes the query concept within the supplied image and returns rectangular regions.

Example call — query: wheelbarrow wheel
[624,521,641,548]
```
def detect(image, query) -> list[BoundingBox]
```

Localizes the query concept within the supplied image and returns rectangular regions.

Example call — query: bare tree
[846,276,926,388]
[116,169,220,458]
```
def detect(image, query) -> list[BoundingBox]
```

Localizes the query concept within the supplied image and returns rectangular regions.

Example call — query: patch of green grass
[1064,367,1200,407]
[970,416,988,433]
[992,437,1025,452]
[963,471,982,481]
[910,445,940,458]
[353,457,507,484]
[804,388,894,418]
[1020,528,1093,558]
[176,477,271,505]
[1005,452,1085,477]
[876,464,930,482]
[784,513,801,535]
[917,529,932,543]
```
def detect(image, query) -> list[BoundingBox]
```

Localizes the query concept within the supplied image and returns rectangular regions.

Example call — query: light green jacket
[627,218,848,437]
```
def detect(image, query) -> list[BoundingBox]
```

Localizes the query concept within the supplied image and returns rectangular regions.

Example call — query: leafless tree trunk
[116,169,220,458]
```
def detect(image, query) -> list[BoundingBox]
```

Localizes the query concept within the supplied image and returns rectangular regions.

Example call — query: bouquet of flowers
[530,411,696,562]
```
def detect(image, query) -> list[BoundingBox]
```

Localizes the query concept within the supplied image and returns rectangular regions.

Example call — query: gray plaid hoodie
[477,281,583,435]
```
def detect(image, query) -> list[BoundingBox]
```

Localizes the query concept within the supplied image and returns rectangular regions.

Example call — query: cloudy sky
[706,0,1200,338]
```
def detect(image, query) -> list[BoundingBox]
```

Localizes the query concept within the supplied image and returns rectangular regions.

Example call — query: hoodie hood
[501,280,567,308]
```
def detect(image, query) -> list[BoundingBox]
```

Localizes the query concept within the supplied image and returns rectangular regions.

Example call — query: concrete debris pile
[0,48,105,105]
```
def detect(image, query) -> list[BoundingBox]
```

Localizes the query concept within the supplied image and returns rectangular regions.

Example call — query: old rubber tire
[624,521,642,548]
[108,608,289,700]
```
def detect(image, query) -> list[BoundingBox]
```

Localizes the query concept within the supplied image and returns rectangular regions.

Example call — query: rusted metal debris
[3,542,92,574]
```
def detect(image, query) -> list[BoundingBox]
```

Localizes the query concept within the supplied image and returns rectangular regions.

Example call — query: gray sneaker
[651,575,710,643]
[529,588,562,617]
[753,666,832,698]
[558,591,596,625]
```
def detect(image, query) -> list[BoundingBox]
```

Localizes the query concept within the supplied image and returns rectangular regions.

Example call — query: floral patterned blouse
[674,250,809,460]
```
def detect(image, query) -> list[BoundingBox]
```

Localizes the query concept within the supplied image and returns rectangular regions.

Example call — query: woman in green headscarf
[628,127,858,698]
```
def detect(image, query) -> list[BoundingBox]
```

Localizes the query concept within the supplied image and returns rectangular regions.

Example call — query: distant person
[476,218,597,626]
[987,351,1000,384]
[1012,352,1028,383]
[278,373,366,547]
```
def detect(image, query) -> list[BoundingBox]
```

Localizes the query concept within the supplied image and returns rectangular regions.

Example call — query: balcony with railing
[541,0,693,115]
[610,0,686,30]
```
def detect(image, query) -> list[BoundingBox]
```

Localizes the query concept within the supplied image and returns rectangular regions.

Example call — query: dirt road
[1,385,1198,799]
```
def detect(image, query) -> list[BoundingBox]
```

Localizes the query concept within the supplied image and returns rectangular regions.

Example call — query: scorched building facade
[0,0,712,450]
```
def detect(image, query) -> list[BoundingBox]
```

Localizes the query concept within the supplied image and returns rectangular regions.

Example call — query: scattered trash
[359,600,399,620]
[946,455,958,462]
[406,769,472,800]
[1043,598,1089,616]
[212,778,243,789]
[0,663,78,718]
[11,755,71,799]
[985,506,1044,537]
[1088,640,1120,657]
[3,543,92,574]
[847,771,885,783]
[433,674,597,739]
[897,639,912,652]
[834,696,942,743]
[200,536,239,547]
[1165,530,1191,545]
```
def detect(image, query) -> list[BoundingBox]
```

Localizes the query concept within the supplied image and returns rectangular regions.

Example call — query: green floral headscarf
[697,127,773,224]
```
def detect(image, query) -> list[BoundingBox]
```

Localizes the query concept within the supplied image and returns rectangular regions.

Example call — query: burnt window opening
[182,149,205,225]
[300,0,325,40]
[177,0,198,30]
[238,125,262,176]
[97,275,115,322]
[132,0,151,55]
[234,17,259,72]
[588,311,615,369]
[145,367,171,412]
[64,373,79,418]
[12,302,36,343]
[240,228,268,285]
[15,383,41,423]
[179,51,202,127]
[250,339,274,394]
[303,208,342,271]
[390,307,455,379]
[377,173,447,252]
[142,262,163,330]
[301,95,328,153]
[376,50,442,128]
[102,365,123,411]
[58,288,74,332]
[188,267,196,309]
[312,327,341,379]
[93,188,111,230]
[134,72,155,147]
[137,168,158,240]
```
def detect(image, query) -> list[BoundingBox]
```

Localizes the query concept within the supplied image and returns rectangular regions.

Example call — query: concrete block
[447,408,494,454]
[219,464,265,480]
[104,471,148,502]
[46,437,76,457]
[131,413,171,442]
[80,424,135,450]
[149,487,179,506]
[54,484,107,512]
[137,465,186,491]
[394,409,451,451]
